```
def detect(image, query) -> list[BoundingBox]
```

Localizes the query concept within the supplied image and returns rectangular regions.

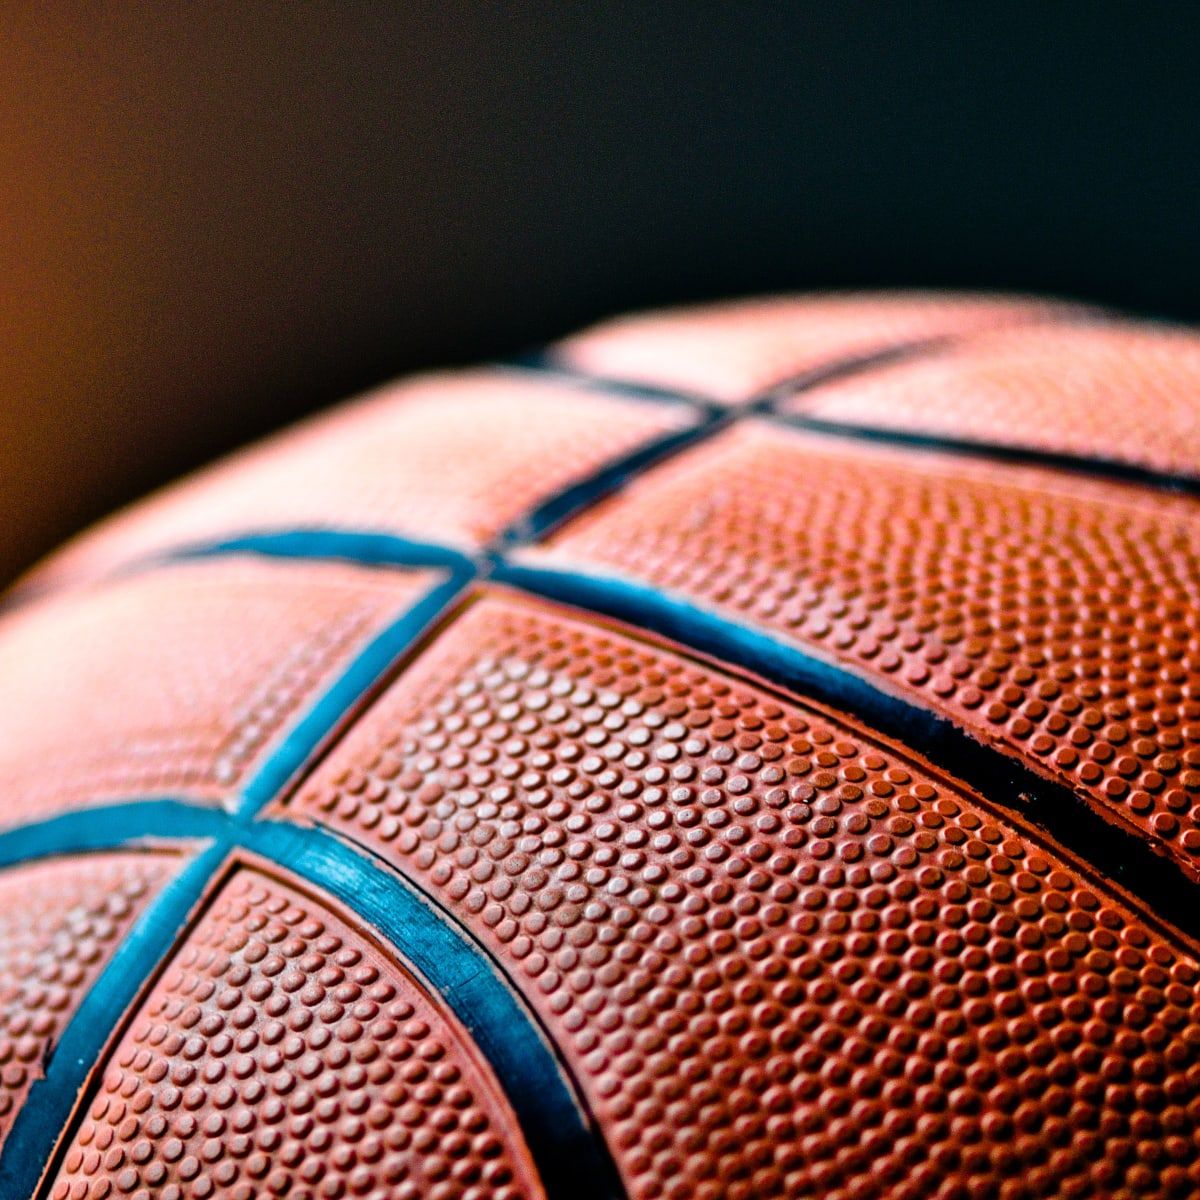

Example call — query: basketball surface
[4,292,1200,1200]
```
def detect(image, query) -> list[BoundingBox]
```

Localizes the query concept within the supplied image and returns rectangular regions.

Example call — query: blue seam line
[0,840,231,1199]
[235,566,474,816]
[491,560,1200,950]
[238,821,622,1200]
[0,568,488,1200]
[0,799,228,871]
[491,410,731,547]
[0,807,620,1200]
[147,529,480,575]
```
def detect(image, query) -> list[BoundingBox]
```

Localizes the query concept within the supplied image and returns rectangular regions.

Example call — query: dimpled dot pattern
[289,595,1200,1200]
[535,421,1200,879]
[0,853,180,1151]
[6,293,1200,1200]
[48,867,543,1200]
[782,323,1200,480]
[0,558,436,828]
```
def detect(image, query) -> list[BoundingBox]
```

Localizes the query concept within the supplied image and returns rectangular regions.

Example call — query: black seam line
[751,303,1130,414]
[502,340,952,415]
[499,349,718,409]
[0,803,621,1200]
[491,409,734,548]
[511,301,1122,417]
[510,312,1200,503]
[486,347,953,549]
[746,338,969,413]
[773,412,1200,498]
[491,560,1200,952]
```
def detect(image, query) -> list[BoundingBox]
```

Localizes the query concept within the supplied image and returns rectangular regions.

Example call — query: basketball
[5,292,1200,1200]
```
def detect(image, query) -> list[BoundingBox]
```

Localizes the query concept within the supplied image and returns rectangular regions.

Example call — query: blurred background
[3,4,1199,586]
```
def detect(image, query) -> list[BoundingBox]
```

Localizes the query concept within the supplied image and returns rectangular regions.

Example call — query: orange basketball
[3,292,1200,1200]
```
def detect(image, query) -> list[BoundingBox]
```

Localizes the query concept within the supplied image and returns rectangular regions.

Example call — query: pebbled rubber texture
[534,420,1200,881]
[553,293,1086,402]
[20,371,697,594]
[8,292,1200,1200]
[47,863,545,1200]
[0,557,435,827]
[781,322,1200,482]
[287,593,1200,1200]
[0,852,180,1154]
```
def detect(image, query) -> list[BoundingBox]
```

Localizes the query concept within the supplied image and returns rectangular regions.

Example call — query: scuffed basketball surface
[5,292,1200,1199]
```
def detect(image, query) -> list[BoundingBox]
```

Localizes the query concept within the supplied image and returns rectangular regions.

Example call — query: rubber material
[236,567,474,814]
[0,843,226,1198]
[494,560,1200,948]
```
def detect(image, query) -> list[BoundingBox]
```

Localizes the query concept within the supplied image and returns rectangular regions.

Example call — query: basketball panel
[0,557,436,828]
[0,852,183,1155]
[46,861,545,1200]
[782,321,1200,480]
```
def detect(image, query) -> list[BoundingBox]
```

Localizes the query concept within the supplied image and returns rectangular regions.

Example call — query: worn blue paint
[0,799,228,870]
[149,528,479,574]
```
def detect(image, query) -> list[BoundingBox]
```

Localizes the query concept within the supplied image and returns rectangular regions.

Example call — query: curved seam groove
[0,842,231,1199]
[492,559,1200,949]
[240,821,624,1200]
[771,412,1200,498]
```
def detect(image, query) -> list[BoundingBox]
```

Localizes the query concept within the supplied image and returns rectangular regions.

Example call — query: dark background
[3,5,1199,586]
